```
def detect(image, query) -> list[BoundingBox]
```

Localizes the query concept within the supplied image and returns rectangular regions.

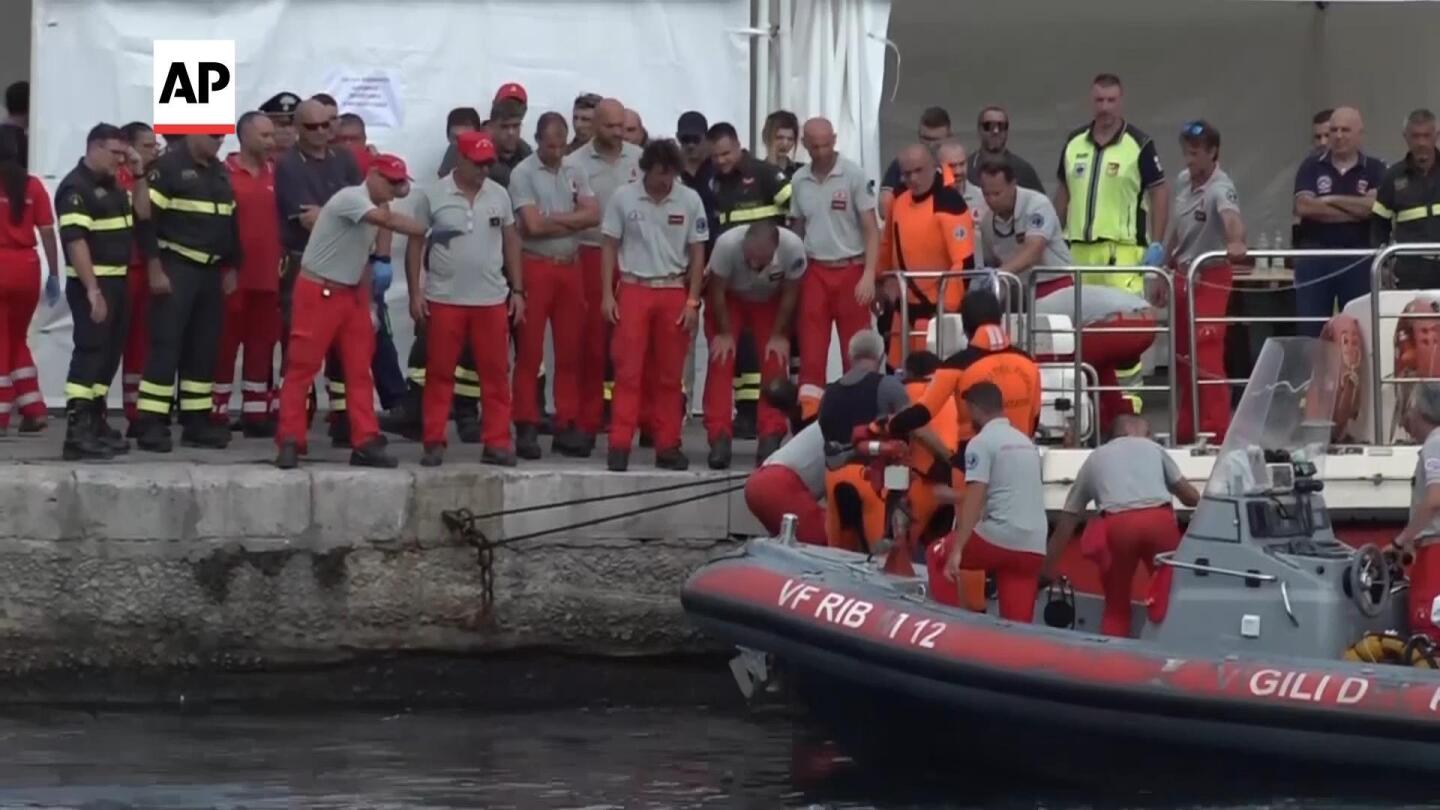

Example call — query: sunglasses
[302,121,330,131]
[1183,121,1207,137]
[981,121,1008,133]
[678,135,702,145]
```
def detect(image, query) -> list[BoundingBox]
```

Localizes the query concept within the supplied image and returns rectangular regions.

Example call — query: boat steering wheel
[1347,544,1393,618]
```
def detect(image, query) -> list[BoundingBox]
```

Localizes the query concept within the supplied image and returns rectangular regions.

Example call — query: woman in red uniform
[0,128,59,433]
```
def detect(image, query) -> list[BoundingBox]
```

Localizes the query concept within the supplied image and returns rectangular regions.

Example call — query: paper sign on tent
[323,69,404,129]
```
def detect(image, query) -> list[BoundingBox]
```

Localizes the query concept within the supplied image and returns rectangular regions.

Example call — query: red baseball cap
[457,131,497,164]
[494,82,527,105]
[371,153,411,182]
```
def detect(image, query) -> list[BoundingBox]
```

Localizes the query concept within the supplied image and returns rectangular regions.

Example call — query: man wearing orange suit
[877,143,976,369]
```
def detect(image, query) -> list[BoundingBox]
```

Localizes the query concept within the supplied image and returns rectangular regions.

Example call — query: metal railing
[1025,265,1177,446]
[1184,244,1440,444]
[893,270,1023,365]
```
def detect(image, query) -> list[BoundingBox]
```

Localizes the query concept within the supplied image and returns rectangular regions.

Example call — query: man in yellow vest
[1053,73,1170,412]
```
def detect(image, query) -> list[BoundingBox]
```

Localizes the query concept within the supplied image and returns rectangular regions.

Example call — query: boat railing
[1154,551,1298,626]
[893,269,1024,363]
[1184,243,1440,445]
[1025,265,1178,447]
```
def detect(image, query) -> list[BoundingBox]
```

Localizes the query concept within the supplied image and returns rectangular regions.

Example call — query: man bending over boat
[1392,382,1440,643]
[1042,414,1201,637]
[818,329,910,552]
[936,382,1048,623]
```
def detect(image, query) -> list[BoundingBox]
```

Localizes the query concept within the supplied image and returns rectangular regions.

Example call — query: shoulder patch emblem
[93,187,107,199]
[1028,212,1045,230]
[1396,177,1410,191]
[147,170,161,184]
[67,193,84,208]
[952,225,968,241]
[866,179,876,195]
[1358,179,1370,194]
[696,216,708,234]
[1317,175,1333,194]
[1225,188,1238,203]
[965,452,978,470]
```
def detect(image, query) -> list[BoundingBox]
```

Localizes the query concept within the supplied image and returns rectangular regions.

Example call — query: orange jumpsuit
[878,174,975,367]
[890,325,1042,445]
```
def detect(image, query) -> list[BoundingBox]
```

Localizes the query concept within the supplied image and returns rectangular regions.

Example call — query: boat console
[1142,338,1408,658]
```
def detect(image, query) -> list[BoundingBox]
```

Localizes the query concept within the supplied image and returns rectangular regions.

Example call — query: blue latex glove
[371,257,393,297]
[1142,242,1165,268]
[44,273,61,307]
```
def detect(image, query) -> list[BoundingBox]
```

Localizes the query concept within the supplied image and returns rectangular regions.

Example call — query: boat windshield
[1204,337,1341,499]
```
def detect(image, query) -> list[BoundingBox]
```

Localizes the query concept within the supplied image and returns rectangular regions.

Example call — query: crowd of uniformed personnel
[0,72,1434,498]
[2,69,1440,622]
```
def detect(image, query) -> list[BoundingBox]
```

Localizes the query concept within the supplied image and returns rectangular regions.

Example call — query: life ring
[1393,298,1440,440]
[1343,630,1438,668]
[1313,313,1363,441]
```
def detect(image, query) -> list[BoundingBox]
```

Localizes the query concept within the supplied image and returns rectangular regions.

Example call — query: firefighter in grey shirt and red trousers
[274,154,427,469]
[407,131,526,468]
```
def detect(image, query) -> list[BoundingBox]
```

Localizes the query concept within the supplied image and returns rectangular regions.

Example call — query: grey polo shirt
[762,422,826,499]
[601,181,708,278]
[301,184,376,286]
[789,156,875,260]
[415,175,515,306]
[565,140,642,246]
[1412,427,1440,544]
[1169,167,1241,269]
[1064,436,1183,514]
[982,187,1071,270]
[1036,285,1151,325]
[509,153,593,260]
[965,417,1047,554]
[708,226,807,302]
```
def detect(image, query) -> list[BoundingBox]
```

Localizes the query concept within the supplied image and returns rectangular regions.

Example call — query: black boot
[515,423,542,460]
[483,446,518,467]
[656,447,690,471]
[455,413,481,444]
[329,413,352,448]
[380,385,423,440]
[733,405,758,441]
[92,402,129,455]
[181,415,231,449]
[17,414,47,433]
[552,426,583,457]
[275,438,300,469]
[420,443,444,468]
[350,436,398,468]
[607,447,629,472]
[62,401,113,461]
[756,434,783,465]
[242,418,277,439]
[707,435,732,470]
[134,415,173,453]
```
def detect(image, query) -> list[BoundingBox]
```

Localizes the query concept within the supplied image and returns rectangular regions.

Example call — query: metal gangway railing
[1025,265,1177,447]
[893,269,1024,362]
[1184,243,1440,445]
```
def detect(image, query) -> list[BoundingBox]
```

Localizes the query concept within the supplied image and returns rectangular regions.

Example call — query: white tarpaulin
[27,0,750,406]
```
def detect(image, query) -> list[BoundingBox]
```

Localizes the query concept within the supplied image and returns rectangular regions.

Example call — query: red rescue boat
[682,338,1440,781]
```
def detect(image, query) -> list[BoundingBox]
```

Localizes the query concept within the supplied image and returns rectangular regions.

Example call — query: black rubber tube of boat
[462,473,748,520]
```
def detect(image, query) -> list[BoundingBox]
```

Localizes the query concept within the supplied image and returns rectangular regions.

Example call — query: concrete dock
[0,421,761,678]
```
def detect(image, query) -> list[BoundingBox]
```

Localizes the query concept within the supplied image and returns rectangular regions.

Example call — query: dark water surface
[0,660,1431,810]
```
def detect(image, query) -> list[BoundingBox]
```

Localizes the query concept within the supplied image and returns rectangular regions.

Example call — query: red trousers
[937,530,1044,623]
[122,264,150,422]
[798,260,871,390]
[1083,315,1156,437]
[610,282,688,451]
[1409,543,1440,643]
[277,275,377,450]
[424,301,512,450]
[744,464,827,544]
[704,292,788,441]
[0,249,45,429]
[1089,506,1181,637]
[577,245,609,434]
[213,289,279,424]
[513,254,583,428]
[1174,264,1232,444]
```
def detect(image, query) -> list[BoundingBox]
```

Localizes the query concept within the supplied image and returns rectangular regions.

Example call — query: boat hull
[683,542,1440,778]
